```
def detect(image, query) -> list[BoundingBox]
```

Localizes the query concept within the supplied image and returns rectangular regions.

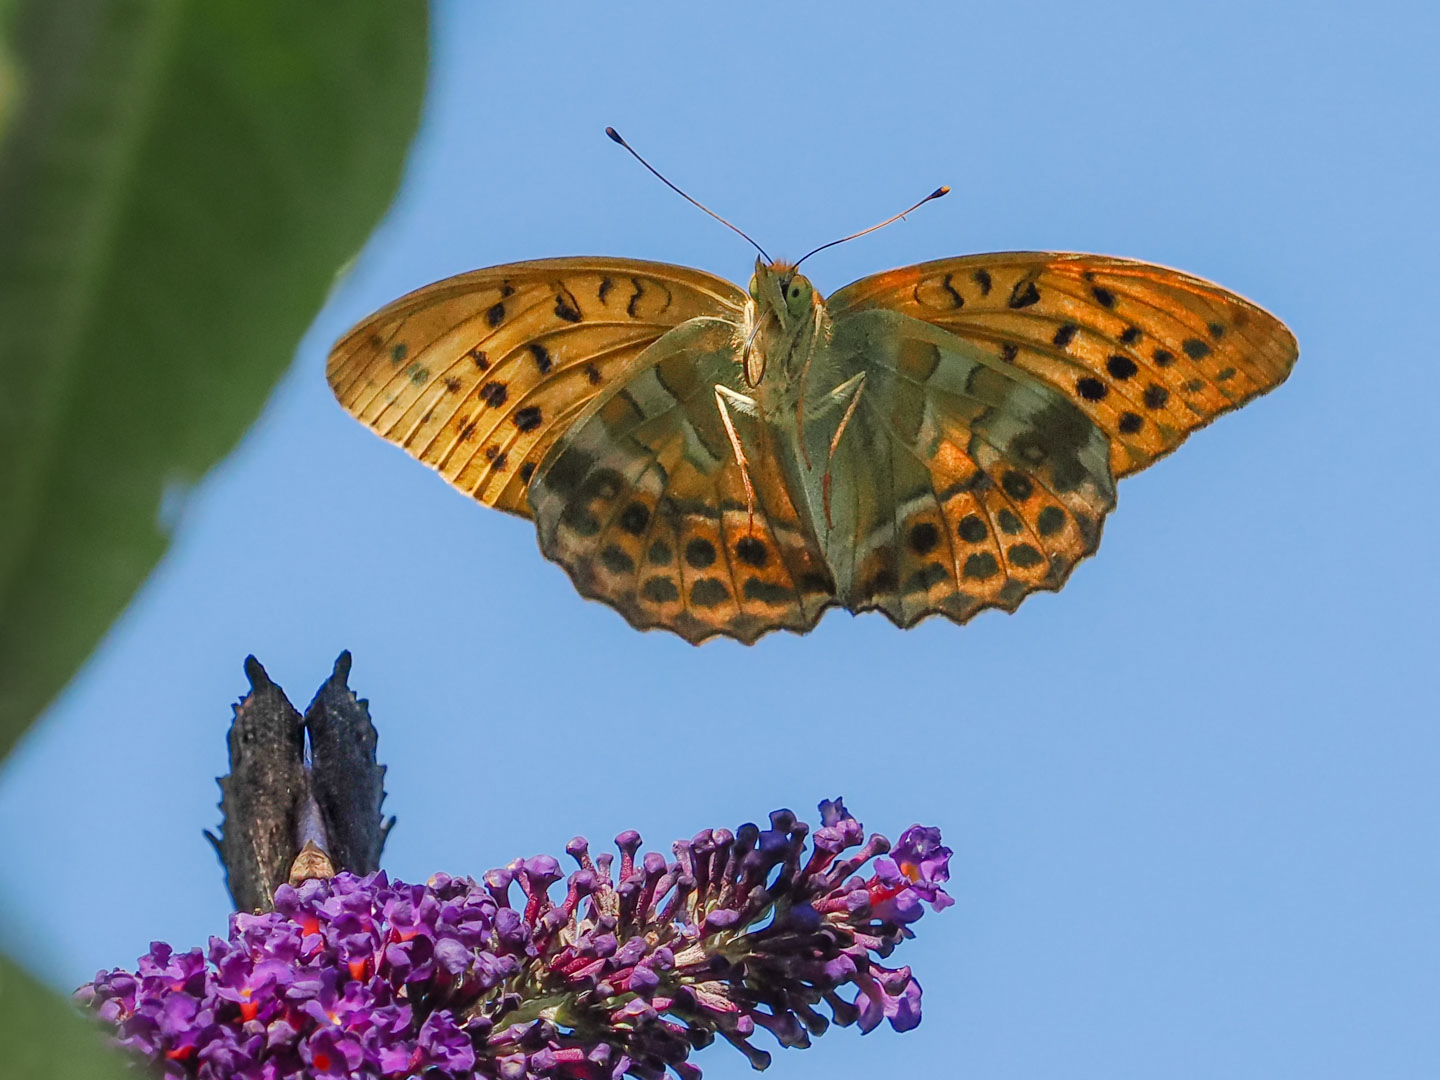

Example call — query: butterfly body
[329,250,1296,644]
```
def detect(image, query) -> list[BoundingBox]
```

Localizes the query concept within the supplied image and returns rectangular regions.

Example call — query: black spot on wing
[542,446,596,498]
[1000,471,1034,501]
[553,289,583,323]
[1008,279,1040,309]
[513,406,543,432]
[689,579,729,607]
[908,522,940,555]
[642,577,679,603]
[528,343,553,375]
[561,507,602,537]
[743,578,790,605]
[958,515,988,543]
[600,546,635,574]
[735,537,769,568]
[480,381,507,407]
[972,268,992,295]
[1007,543,1044,569]
[1036,505,1066,536]
[963,552,999,580]
[1106,355,1138,380]
[619,503,650,535]
[685,537,717,569]
[906,563,948,592]
[797,569,836,594]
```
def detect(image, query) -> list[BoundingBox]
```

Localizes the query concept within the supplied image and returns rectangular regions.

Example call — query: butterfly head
[748,258,818,325]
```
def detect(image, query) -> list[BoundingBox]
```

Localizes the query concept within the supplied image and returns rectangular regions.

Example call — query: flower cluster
[78,800,951,1079]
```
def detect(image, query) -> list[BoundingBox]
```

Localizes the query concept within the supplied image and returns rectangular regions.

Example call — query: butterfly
[327,134,1297,645]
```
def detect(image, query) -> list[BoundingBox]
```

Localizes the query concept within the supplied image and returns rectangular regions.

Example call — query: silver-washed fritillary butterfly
[328,131,1297,644]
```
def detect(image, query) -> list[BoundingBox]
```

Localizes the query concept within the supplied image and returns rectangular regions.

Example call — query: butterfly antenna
[794,186,950,268]
[606,127,771,262]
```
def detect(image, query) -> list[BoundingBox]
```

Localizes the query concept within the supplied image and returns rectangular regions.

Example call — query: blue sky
[2,1,1437,1076]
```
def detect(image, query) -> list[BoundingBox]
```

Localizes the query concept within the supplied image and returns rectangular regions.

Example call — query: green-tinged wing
[528,318,836,644]
[814,309,1116,628]
[828,253,1297,479]
[329,259,747,517]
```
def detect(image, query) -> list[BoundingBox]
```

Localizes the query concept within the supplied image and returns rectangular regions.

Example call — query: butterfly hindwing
[529,319,836,644]
[815,309,1115,627]
[327,258,745,516]
[827,253,1298,478]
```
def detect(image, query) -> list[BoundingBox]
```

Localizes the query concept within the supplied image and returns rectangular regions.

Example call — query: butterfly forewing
[817,310,1115,628]
[529,320,836,644]
[827,253,1298,478]
[327,258,745,517]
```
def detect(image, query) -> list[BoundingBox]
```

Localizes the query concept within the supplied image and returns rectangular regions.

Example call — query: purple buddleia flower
[79,799,951,1079]
[891,825,955,909]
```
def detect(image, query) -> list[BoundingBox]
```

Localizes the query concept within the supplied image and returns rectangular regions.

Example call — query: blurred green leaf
[0,3,16,143]
[0,0,429,760]
[0,951,131,1078]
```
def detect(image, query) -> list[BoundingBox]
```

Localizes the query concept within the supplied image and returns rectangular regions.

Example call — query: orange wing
[827,253,1298,478]
[327,258,746,517]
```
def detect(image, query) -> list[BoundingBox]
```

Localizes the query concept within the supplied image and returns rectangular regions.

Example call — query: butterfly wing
[327,258,746,516]
[814,309,1116,627]
[827,253,1297,478]
[528,318,837,644]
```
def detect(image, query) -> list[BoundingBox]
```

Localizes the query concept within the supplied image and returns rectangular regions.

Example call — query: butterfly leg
[793,319,825,470]
[715,384,760,529]
[820,372,867,531]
